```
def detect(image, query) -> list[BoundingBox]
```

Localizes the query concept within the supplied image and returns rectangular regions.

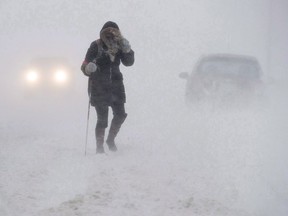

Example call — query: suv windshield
[197,57,260,79]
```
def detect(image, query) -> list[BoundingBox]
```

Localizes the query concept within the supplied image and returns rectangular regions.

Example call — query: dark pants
[95,103,127,130]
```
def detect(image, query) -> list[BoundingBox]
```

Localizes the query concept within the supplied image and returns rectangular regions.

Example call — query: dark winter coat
[81,24,134,106]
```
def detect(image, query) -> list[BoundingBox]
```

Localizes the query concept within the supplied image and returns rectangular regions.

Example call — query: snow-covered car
[179,54,265,106]
[20,57,74,100]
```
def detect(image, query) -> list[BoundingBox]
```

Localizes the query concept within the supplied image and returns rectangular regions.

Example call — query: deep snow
[1,93,288,216]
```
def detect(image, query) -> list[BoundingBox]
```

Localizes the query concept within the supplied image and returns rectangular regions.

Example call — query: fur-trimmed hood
[100,27,122,46]
[100,21,122,62]
[101,21,119,31]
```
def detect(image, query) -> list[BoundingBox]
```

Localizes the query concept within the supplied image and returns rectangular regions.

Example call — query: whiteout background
[0,1,288,216]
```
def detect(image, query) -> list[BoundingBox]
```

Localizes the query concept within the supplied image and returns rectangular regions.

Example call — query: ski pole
[85,94,91,156]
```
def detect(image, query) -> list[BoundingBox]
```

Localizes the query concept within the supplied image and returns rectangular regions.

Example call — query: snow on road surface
[0,100,287,216]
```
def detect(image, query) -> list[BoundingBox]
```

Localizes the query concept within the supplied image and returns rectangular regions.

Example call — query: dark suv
[179,54,264,106]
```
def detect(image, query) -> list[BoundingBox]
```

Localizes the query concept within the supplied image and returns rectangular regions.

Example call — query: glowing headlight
[54,70,68,83]
[26,70,39,83]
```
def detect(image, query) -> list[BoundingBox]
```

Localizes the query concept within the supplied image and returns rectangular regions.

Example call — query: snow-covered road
[1,99,287,216]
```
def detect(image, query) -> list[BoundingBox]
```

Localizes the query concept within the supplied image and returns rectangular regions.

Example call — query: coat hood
[100,21,121,40]
[101,21,119,31]
[99,21,122,62]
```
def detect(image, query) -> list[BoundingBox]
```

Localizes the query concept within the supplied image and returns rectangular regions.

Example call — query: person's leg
[106,103,127,151]
[95,104,109,153]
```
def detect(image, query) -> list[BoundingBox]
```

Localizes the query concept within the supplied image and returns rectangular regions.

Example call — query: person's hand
[85,62,97,75]
[119,37,131,53]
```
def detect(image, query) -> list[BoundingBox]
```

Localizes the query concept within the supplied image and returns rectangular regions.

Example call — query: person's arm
[120,49,134,66]
[118,37,134,66]
[81,41,98,76]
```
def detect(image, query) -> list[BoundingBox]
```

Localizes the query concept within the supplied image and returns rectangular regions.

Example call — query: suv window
[197,57,260,79]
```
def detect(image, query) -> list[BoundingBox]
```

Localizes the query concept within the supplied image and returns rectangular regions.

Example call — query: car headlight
[54,69,68,84]
[25,70,39,83]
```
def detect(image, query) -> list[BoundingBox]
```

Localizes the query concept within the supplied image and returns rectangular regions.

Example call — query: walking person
[81,21,135,154]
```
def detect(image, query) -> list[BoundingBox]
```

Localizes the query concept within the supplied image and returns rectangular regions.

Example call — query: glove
[85,62,97,75]
[119,38,131,53]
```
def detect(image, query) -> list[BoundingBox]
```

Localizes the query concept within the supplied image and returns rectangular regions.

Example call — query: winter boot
[106,124,118,151]
[106,138,118,152]
[95,127,105,154]
[106,114,127,152]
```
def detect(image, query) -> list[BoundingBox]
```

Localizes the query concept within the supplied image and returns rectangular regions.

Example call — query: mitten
[119,38,131,53]
[85,62,97,75]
